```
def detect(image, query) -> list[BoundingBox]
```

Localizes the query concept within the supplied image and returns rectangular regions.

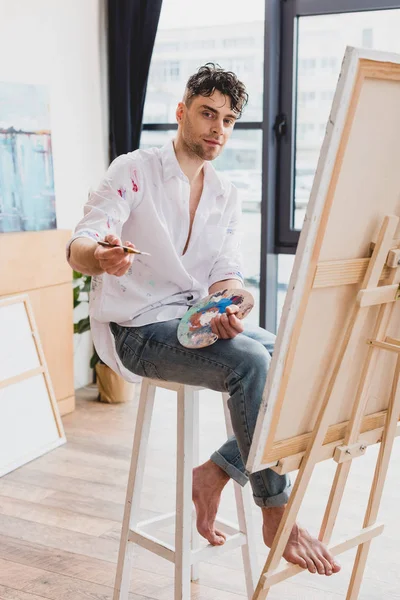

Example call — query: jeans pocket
[139,359,166,381]
[117,331,165,382]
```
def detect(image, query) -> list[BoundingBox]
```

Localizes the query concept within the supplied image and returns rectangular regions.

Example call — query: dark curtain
[108,0,163,162]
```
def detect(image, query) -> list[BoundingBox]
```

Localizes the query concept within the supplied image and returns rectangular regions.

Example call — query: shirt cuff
[66,229,101,262]
[208,269,244,288]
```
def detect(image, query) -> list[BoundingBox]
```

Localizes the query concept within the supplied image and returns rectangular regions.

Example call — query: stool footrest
[129,529,175,563]
[191,532,247,564]
[136,511,176,531]
[129,527,248,566]
[215,517,241,536]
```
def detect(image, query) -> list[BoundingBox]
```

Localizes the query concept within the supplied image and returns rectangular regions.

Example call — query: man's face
[176,90,238,161]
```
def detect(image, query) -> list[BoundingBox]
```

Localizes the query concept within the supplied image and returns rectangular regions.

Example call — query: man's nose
[211,120,224,136]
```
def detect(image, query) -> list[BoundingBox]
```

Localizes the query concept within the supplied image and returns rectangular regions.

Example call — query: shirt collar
[160,140,227,197]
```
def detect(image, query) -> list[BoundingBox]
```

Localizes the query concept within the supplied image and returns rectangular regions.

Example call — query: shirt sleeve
[66,154,143,262]
[208,185,244,288]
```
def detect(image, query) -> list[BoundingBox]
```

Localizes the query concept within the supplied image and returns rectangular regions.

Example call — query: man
[67,64,340,577]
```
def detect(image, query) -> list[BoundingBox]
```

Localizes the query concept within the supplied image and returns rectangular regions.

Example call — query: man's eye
[224,119,233,126]
[203,111,213,118]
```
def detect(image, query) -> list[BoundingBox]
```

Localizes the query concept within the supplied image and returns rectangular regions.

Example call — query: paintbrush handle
[97,240,151,256]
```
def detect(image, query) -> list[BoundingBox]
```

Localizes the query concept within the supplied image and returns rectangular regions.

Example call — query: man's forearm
[208,279,243,295]
[68,238,104,276]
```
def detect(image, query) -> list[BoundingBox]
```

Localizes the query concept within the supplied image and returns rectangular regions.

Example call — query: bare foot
[262,506,341,576]
[192,460,230,546]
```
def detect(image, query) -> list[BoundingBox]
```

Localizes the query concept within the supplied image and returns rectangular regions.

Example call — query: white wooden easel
[253,214,400,600]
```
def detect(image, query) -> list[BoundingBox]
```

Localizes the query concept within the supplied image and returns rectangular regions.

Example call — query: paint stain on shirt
[131,170,139,192]
[117,187,126,199]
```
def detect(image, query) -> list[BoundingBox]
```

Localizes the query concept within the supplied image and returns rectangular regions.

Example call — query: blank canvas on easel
[248,47,400,475]
[0,295,65,476]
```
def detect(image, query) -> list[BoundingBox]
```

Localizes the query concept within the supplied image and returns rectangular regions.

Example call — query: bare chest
[182,182,203,255]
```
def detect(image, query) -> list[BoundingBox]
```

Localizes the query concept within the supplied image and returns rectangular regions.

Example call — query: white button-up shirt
[67,141,244,381]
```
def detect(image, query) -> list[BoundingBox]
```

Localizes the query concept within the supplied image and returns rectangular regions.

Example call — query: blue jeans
[110,320,291,508]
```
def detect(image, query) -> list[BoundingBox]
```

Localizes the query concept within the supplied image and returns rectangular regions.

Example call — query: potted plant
[73,270,136,403]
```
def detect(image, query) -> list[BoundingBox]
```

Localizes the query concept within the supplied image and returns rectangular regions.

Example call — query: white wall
[0,0,109,388]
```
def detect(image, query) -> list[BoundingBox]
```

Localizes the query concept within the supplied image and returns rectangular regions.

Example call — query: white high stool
[113,378,258,600]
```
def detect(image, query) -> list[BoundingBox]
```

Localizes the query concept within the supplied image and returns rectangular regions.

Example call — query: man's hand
[93,234,136,276]
[210,305,244,340]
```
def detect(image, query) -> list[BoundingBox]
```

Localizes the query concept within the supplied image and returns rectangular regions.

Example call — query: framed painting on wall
[0,82,56,233]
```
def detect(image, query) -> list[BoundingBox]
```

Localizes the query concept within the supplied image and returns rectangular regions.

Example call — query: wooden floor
[1,383,400,600]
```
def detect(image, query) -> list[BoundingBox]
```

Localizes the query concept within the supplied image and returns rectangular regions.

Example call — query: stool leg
[191,390,200,582]
[114,380,156,600]
[222,392,258,600]
[175,385,195,600]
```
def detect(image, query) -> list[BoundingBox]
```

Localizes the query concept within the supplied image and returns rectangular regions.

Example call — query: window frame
[141,0,400,331]
[141,1,280,330]
[276,0,400,253]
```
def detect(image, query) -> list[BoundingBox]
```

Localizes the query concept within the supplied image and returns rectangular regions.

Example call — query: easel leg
[252,216,399,600]
[346,356,400,600]
[320,240,400,546]
[222,393,258,599]
[320,299,396,544]
[253,305,372,600]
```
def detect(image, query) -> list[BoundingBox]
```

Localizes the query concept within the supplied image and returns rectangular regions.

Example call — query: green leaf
[73,270,83,280]
[73,286,81,308]
[82,277,92,292]
[74,317,91,335]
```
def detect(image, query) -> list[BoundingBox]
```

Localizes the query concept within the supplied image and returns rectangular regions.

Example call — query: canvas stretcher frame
[0,294,65,477]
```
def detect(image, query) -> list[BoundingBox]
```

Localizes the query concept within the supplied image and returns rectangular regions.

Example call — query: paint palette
[177,289,254,349]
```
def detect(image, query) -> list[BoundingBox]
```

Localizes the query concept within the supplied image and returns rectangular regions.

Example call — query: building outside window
[142,0,265,326]
[143,2,400,330]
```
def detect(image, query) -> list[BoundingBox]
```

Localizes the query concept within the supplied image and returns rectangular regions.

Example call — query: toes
[292,554,308,570]
[304,556,318,574]
[215,528,227,542]
[197,525,225,546]
[322,549,341,574]
[310,554,326,575]
[210,531,225,545]
[283,548,308,570]
[332,560,341,573]
[320,556,333,576]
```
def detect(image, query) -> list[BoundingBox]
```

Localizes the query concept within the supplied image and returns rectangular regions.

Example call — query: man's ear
[176,102,185,124]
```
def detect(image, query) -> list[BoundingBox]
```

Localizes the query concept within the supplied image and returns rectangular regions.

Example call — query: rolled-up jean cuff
[252,484,292,508]
[210,451,249,487]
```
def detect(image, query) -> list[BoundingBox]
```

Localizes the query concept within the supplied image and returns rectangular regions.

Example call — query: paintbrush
[97,240,151,256]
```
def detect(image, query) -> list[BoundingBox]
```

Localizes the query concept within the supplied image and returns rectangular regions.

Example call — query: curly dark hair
[184,63,248,119]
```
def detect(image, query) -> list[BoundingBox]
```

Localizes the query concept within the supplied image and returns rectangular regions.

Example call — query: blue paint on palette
[0,82,56,233]
[177,289,254,349]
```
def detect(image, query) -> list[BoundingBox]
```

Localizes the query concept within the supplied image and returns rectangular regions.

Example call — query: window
[277,0,400,328]
[320,90,334,103]
[320,56,338,72]
[142,0,265,326]
[277,2,400,254]
[142,1,400,332]
[298,58,316,73]
[362,27,373,48]
[222,37,255,49]
[148,60,180,84]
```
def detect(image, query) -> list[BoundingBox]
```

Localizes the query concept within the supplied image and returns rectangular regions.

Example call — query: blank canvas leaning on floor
[0,295,65,476]
[247,46,400,474]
